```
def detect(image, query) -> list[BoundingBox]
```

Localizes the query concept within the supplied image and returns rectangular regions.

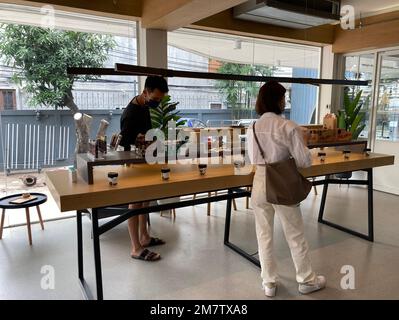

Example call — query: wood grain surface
[46,150,394,212]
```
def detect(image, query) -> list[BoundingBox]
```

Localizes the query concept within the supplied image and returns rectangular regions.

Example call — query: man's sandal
[131,249,161,261]
[144,237,166,247]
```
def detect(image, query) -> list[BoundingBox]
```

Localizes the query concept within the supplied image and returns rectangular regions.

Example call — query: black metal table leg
[367,168,374,242]
[77,210,83,280]
[317,171,374,242]
[318,175,330,223]
[223,189,260,267]
[77,210,95,300]
[223,189,233,244]
[91,209,104,300]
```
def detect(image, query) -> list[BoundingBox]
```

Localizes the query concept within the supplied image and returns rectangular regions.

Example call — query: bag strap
[252,121,267,163]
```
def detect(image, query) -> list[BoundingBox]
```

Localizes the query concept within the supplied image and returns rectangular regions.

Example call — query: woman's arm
[288,126,312,168]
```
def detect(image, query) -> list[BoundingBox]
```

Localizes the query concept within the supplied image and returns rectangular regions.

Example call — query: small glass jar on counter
[161,167,171,180]
[318,152,326,162]
[198,164,207,175]
[364,148,371,157]
[108,172,119,186]
[343,150,351,160]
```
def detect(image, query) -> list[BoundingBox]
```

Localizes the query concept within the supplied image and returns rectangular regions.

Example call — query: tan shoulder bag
[252,121,312,206]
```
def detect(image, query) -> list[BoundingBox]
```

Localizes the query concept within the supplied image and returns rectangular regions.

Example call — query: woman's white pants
[251,165,316,284]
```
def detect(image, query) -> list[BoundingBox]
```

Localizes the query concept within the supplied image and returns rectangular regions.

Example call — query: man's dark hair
[255,81,286,116]
[144,76,169,93]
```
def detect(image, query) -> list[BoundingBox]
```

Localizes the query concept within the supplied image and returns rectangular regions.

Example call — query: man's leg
[139,202,151,245]
[127,203,143,256]
[138,202,165,247]
[128,203,160,260]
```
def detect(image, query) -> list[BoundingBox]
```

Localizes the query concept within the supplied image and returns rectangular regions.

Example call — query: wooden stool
[0,193,47,245]
[160,209,176,220]
[246,187,252,209]
[207,191,237,216]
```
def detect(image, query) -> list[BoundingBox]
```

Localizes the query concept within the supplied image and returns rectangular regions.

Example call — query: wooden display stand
[76,151,145,184]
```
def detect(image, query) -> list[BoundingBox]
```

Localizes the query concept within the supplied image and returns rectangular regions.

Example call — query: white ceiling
[168,29,321,70]
[342,0,399,17]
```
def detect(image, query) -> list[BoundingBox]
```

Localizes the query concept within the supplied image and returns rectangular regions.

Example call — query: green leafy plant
[150,95,187,160]
[0,24,115,112]
[216,62,274,119]
[150,95,186,136]
[337,90,366,140]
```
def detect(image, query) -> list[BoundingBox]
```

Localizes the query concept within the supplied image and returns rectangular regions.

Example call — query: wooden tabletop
[46,160,254,212]
[77,151,144,164]
[46,150,394,212]
[299,150,394,178]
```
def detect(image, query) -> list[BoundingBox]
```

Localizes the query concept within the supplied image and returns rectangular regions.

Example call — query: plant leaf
[352,124,366,140]
[350,113,365,134]
[347,90,362,117]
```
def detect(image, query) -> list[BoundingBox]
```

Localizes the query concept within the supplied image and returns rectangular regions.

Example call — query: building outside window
[167,28,321,125]
[0,3,138,111]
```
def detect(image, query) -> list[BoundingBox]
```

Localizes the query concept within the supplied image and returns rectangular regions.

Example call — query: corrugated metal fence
[0,109,237,174]
[3,123,70,173]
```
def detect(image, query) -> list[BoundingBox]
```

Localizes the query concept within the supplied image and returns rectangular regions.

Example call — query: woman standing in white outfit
[248,81,326,297]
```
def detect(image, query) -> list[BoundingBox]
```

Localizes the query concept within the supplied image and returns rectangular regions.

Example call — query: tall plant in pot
[150,95,186,160]
[337,90,366,140]
[336,90,367,180]
[151,95,186,135]
[150,95,186,215]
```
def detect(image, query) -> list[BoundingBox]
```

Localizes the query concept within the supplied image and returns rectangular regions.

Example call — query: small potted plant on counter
[336,89,368,180]
[337,90,367,142]
[150,95,186,217]
[150,95,187,160]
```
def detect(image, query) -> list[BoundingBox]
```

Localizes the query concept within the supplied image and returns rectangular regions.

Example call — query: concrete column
[318,45,337,123]
[137,22,168,92]
[318,45,346,124]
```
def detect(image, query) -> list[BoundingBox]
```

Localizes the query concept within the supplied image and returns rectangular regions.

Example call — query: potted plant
[150,95,186,216]
[337,90,366,140]
[150,95,187,160]
[336,90,367,180]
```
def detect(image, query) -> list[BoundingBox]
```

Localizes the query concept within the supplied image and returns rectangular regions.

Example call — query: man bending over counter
[120,76,169,261]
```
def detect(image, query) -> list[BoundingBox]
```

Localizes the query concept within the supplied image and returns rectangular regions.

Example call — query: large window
[344,54,375,139]
[0,3,138,111]
[167,28,321,125]
[375,52,399,141]
[0,4,139,178]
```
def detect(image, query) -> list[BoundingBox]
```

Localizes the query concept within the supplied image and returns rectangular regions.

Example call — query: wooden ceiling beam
[333,10,399,53]
[141,0,247,30]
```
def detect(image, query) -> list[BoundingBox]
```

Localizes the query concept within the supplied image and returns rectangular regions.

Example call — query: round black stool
[0,193,47,245]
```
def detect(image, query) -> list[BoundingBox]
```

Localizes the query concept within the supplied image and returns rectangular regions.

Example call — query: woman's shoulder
[277,118,302,137]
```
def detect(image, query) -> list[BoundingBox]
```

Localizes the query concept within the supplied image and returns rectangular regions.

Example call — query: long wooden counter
[47,161,253,212]
[46,150,394,213]
[45,149,394,300]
